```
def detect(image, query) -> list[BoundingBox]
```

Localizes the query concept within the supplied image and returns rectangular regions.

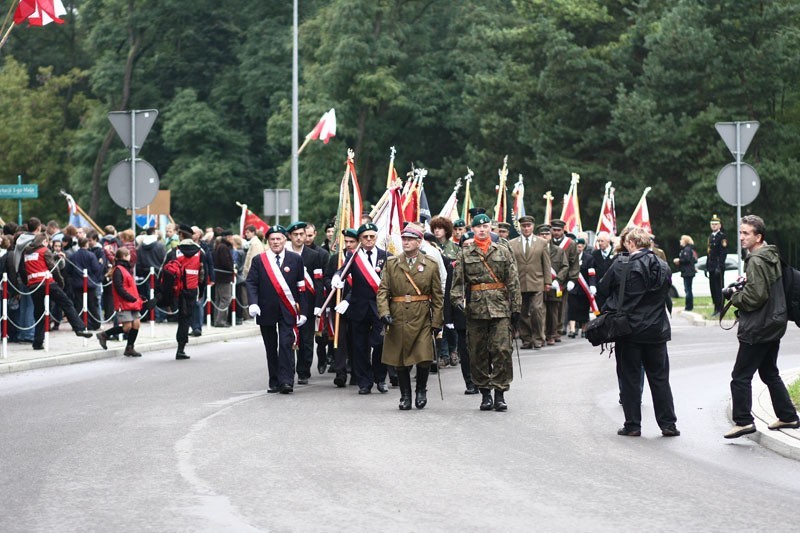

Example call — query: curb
[675,309,736,328]
[0,326,261,375]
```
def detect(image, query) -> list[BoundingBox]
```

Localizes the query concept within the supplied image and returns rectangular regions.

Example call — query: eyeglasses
[361,235,377,240]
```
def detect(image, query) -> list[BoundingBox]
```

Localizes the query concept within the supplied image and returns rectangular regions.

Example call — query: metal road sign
[108,110,159,156]
[716,162,760,206]
[107,159,160,209]
[0,184,38,199]
[715,121,759,158]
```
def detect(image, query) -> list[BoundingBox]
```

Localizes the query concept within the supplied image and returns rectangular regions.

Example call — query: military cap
[177,223,194,237]
[518,215,535,225]
[471,213,491,227]
[342,228,358,239]
[550,219,566,229]
[535,224,551,234]
[497,222,512,230]
[459,231,475,246]
[266,225,287,237]
[286,221,307,233]
[357,222,379,236]
[710,214,721,223]
[566,232,577,240]
[325,221,335,230]
[468,207,487,218]
[453,218,466,228]
[400,225,423,239]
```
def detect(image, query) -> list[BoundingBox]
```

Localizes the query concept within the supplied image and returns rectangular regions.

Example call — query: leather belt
[470,282,506,291]
[391,295,432,303]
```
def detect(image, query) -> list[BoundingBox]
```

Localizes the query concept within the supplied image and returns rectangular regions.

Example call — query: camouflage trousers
[467,317,513,391]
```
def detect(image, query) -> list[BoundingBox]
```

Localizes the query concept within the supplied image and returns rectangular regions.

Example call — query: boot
[415,364,430,409]
[176,343,190,360]
[397,366,412,410]
[479,388,494,411]
[494,389,508,411]
[124,329,142,357]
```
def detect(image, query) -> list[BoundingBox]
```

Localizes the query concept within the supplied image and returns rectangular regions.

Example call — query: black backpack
[780,259,800,327]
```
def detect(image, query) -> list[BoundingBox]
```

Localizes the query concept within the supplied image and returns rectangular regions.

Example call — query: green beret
[357,223,379,236]
[266,225,287,237]
[342,228,358,239]
[286,221,307,233]
[453,218,466,228]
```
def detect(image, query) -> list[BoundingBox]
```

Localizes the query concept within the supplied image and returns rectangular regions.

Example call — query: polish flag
[596,182,616,236]
[308,109,337,144]
[238,203,270,237]
[14,0,66,26]
[625,187,652,235]
[560,173,582,233]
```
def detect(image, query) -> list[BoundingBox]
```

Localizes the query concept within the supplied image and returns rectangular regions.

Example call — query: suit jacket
[554,236,580,281]
[591,248,615,284]
[509,235,551,293]
[246,250,307,326]
[338,247,389,322]
[295,245,325,309]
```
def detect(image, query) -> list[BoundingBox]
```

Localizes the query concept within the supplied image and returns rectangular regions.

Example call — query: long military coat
[377,252,444,367]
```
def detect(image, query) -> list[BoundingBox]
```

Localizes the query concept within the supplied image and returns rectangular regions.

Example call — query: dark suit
[325,251,353,383]
[247,250,307,390]
[295,246,326,379]
[337,247,389,390]
[591,247,615,309]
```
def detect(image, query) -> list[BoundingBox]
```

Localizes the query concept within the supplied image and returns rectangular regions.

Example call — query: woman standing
[96,248,143,357]
[597,227,679,437]
[673,235,697,311]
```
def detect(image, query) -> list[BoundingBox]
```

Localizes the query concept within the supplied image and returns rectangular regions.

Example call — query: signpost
[0,176,39,224]
[715,121,760,275]
[263,189,291,225]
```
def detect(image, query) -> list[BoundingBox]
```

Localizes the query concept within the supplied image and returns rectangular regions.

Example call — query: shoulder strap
[477,253,500,283]
[402,269,423,296]
[616,255,631,311]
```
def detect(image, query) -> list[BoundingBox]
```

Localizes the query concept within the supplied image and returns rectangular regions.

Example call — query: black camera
[722,280,746,300]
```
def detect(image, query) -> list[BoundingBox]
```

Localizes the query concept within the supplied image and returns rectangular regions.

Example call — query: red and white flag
[238,203,270,237]
[543,191,553,225]
[438,179,462,221]
[625,186,653,235]
[512,175,525,222]
[596,182,616,236]
[560,173,582,233]
[14,0,66,26]
[308,108,336,144]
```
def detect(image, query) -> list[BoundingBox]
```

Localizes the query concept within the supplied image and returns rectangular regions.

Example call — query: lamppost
[290,0,299,220]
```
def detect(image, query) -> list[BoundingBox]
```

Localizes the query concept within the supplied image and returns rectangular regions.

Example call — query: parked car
[670,255,741,298]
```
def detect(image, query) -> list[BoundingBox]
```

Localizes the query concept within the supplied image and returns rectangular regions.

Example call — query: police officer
[451,212,522,411]
[707,214,728,316]
[377,225,443,410]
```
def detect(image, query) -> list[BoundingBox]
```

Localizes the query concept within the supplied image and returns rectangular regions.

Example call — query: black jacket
[677,244,696,278]
[597,249,672,344]
[213,239,235,284]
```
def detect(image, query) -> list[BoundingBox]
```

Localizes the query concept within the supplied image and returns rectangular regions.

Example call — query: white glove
[445,323,455,330]
[248,304,261,317]
[331,274,345,289]
[567,281,575,291]
[335,300,350,315]
[297,315,307,327]
[313,307,322,317]
[552,281,560,292]
[589,286,597,296]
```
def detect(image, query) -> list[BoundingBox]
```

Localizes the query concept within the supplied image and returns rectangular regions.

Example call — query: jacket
[597,249,671,344]
[451,240,522,319]
[677,244,696,278]
[509,235,551,293]
[730,244,787,344]
[246,250,308,326]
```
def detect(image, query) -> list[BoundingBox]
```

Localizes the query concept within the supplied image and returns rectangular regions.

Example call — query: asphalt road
[1,320,799,532]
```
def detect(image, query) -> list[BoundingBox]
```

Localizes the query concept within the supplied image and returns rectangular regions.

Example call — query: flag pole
[386,146,397,189]
[543,191,553,224]
[494,156,508,222]
[0,21,14,51]
[297,136,312,156]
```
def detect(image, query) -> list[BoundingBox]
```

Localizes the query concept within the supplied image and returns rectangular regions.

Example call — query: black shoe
[464,383,479,395]
[429,364,438,374]
[317,363,327,374]
[358,387,371,395]
[333,376,346,388]
[96,332,108,350]
[191,330,202,337]
[32,345,44,351]
[389,376,399,387]
[617,427,641,437]
[75,330,93,339]
[415,389,427,409]
[661,425,681,437]
[176,352,190,360]
[494,390,507,411]
[399,393,412,410]
[123,346,142,357]
[479,389,494,411]
[377,382,388,393]
[279,384,293,394]
[267,387,280,394]
[297,378,309,385]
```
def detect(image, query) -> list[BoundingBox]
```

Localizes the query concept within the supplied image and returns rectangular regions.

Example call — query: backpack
[780,259,800,327]
[156,258,183,308]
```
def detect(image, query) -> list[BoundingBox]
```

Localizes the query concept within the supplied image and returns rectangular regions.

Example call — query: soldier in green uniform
[451,213,522,411]
[550,219,579,339]
[539,224,569,345]
[377,225,444,410]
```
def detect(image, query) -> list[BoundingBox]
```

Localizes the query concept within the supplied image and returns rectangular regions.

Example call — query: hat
[535,224,551,234]
[518,215,535,225]
[566,232,577,240]
[400,225,423,240]
[550,219,566,229]
[471,213,491,227]
[357,223,379,236]
[468,207,486,218]
[342,228,358,239]
[178,224,194,237]
[497,222,511,230]
[325,221,335,230]
[220,229,233,237]
[710,214,721,223]
[424,232,437,243]
[459,231,475,245]
[576,238,586,245]
[453,218,466,228]
[266,225,287,237]
[286,221,307,233]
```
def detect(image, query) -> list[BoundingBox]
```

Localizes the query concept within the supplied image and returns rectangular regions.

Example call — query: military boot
[415,364,430,409]
[494,390,508,411]
[397,366,412,411]
[479,388,494,411]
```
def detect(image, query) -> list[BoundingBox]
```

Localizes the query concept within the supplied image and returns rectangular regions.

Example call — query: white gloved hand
[445,323,455,330]
[297,315,307,327]
[552,281,560,292]
[248,304,261,317]
[589,286,597,296]
[567,281,575,291]
[331,274,345,290]
[334,300,350,315]
[313,307,322,317]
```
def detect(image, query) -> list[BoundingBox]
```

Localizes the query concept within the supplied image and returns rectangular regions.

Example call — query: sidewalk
[0,320,261,375]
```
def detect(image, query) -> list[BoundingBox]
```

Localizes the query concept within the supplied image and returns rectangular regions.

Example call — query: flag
[461,170,475,225]
[596,182,616,236]
[493,156,509,223]
[625,187,653,235]
[238,203,270,236]
[297,108,337,154]
[560,173,582,233]
[63,192,104,235]
[373,186,403,255]
[14,0,66,26]
[401,174,420,223]
[543,191,553,224]
[511,175,525,223]
[419,186,431,225]
[438,178,462,221]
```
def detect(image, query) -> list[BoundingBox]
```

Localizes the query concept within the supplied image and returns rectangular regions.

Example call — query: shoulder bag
[586,256,632,347]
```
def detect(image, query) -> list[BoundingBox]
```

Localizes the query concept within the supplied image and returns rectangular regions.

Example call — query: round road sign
[716,162,760,207]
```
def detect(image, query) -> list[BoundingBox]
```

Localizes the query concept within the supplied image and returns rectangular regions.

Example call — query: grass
[673,296,720,320]
[789,377,800,410]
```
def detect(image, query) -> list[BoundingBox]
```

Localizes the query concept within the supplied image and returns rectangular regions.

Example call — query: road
[1,319,799,532]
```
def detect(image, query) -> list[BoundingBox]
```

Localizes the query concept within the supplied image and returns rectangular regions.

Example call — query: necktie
[367,250,373,266]
[275,254,281,268]
[407,257,415,267]
[525,237,529,255]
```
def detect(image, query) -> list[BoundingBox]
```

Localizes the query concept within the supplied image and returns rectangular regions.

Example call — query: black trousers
[176,291,197,346]
[32,283,85,349]
[296,319,315,379]
[71,286,100,330]
[730,340,799,426]
[616,340,677,431]
[709,270,724,312]
[333,316,353,380]
[351,314,386,390]
[260,320,296,390]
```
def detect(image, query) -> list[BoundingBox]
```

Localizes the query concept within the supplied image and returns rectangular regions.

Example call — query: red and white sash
[260,252,300,345]
[304,268,316,295]
[577,273,600,315]
[558,237,573,250]
[353,249,381,294]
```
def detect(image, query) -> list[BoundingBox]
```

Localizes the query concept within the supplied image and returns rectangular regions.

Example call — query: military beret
[566,232,577,240]
[518,215,535,224]
[266,225,287,237]
[576,238,586,245]
[710,214,721,223]
[535,224,551,234]
[325,221,335,230]
[550,219,566,229]
[357,223,379,236]
[459,231,475,246]
[471,213,491,227]
[400,225,423,239]
[342,228,358,239]
[468,207,487,218]
[286,221,307,233]
[177,224,194,237]
[453,218,466,228]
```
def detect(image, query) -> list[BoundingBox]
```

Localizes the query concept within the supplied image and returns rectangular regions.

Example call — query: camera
[722,280,746,300]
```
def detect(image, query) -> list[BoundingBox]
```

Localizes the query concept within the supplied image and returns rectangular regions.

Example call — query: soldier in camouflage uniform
[451,213,522,411]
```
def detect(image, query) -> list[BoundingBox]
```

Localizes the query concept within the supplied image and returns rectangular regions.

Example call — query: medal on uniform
[283,266,290,273]
[375,267,381,273]
[418,265,424,272]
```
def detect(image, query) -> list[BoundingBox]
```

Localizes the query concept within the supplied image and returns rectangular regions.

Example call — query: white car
[670,255,742,298]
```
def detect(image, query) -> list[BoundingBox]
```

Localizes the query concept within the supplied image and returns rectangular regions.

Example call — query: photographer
[723,215,799,439]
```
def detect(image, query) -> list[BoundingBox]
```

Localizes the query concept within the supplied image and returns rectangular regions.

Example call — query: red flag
[238,204,270,236]
[625,187,653,235]
[596,182,616,235]
[15,0,66,26]
[560,173,582,233]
